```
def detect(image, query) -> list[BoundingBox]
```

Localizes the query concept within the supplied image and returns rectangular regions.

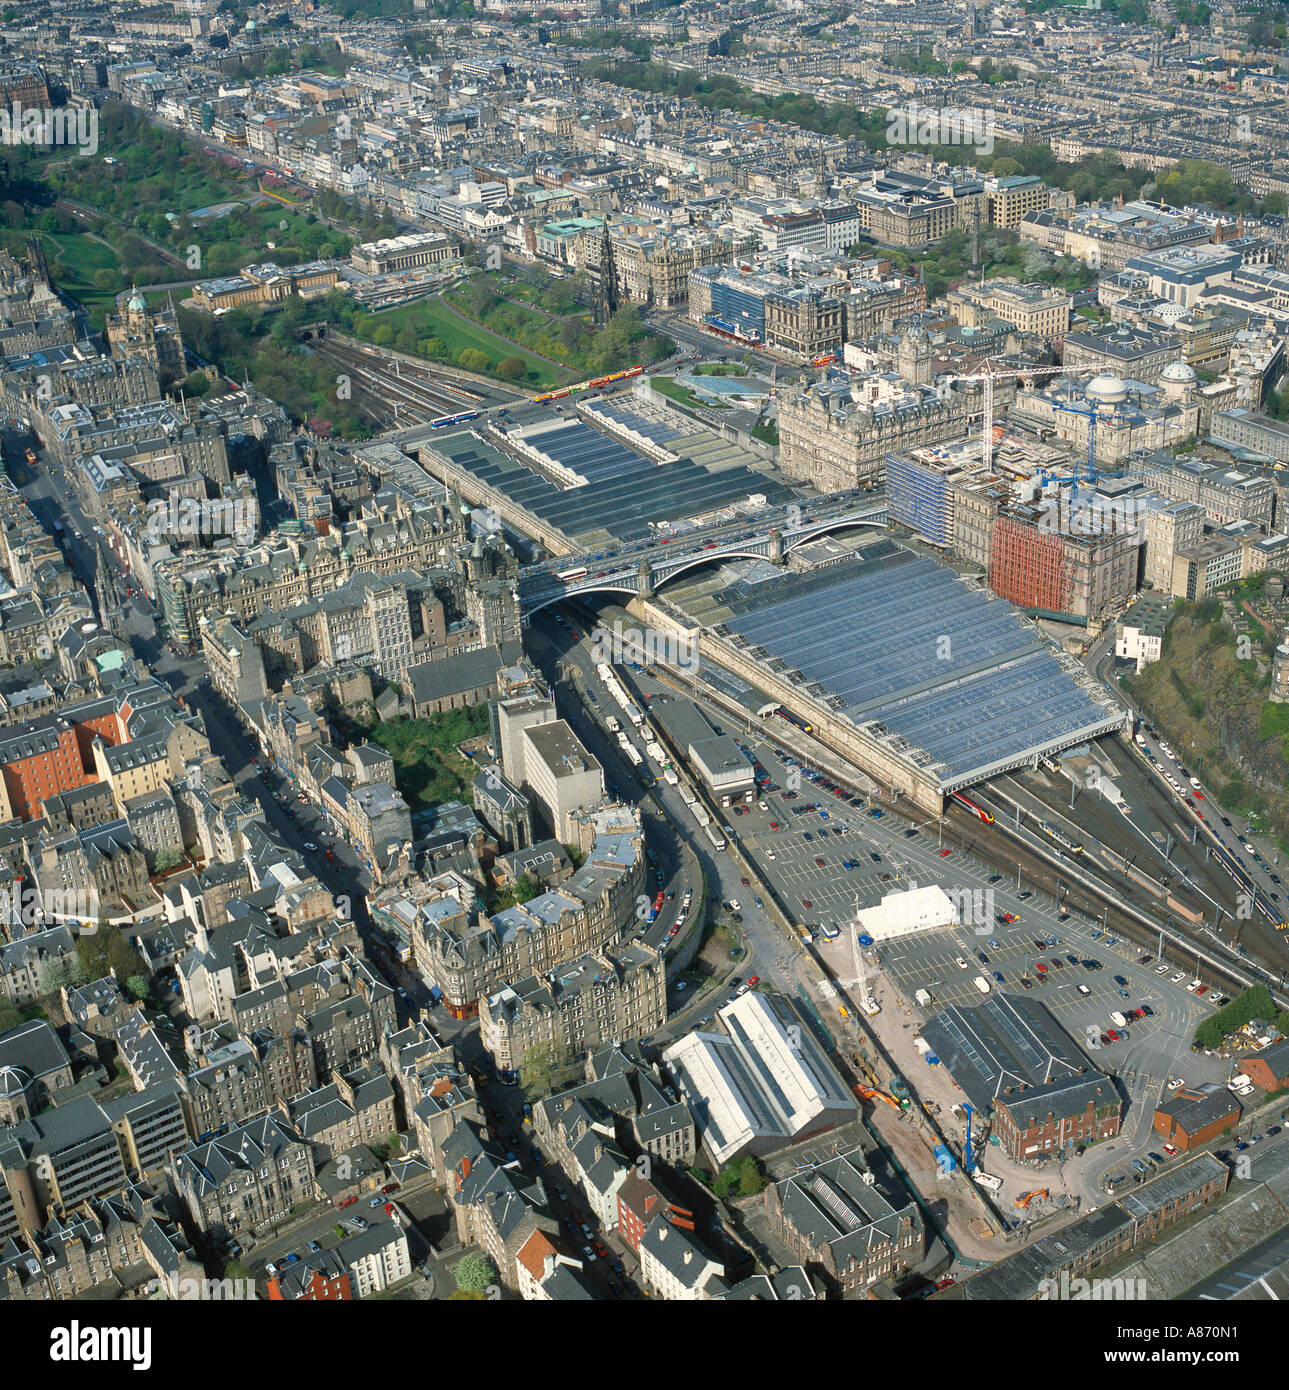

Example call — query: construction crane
[936,361,1083,472]
[849,896,879,1016]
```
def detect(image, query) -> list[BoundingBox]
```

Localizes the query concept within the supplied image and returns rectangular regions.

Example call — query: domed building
[0,1019,76,1125]
[1159,359,1197,404]
[105,285,186,387]
[1083,373,1130,408]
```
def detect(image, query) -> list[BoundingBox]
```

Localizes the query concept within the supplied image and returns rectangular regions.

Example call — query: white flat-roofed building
[663,992,856,1169]
[855,884,959,943]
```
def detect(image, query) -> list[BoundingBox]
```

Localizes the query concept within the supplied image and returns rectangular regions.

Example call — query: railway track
[307,338,485,426]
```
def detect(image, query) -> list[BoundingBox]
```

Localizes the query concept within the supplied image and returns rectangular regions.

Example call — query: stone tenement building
[408,820,646,1019]
[479,942,667,1074]
[778,377,979,490]
[155,493,474,646]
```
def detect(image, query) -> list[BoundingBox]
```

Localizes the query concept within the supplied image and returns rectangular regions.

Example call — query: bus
[556,567,588,582]
[775,707,814,735]
[704,824,727,853]
[951,791,995,824]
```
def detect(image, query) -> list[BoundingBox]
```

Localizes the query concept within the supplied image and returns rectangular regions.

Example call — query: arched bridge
[518,498,888,616]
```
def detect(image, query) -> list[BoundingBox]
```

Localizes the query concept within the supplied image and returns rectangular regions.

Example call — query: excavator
[855,1084,902,1112]
[1014,1189,1048,1209]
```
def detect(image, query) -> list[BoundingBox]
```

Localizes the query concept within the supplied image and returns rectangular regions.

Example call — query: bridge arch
[649,549,776,587]
[785,514,888,548]
[524,583,640,616]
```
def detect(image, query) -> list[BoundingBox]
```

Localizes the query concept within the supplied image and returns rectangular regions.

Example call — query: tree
[519,1039,579,1097]
[457,347,490,373]
[496,355,526,380]
[455,1252,496,1292]
[512,873,538,903]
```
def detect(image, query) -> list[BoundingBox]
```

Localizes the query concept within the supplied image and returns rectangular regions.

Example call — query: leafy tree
[519,1039,580,1097]
[512,873,538,903]
[496,355,526,380]
[458,347,490,373]
[125,975,150,1002]
[455,1252,496,1291]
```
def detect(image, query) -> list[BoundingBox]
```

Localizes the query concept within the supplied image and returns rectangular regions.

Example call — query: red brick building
[1239,1038,1289,1092]
[266,1261,352,1300]
[0,705,128,820]
[616,1170,695,1255]
[1153,1083,1241,1151]
[992,1075,1122,1160]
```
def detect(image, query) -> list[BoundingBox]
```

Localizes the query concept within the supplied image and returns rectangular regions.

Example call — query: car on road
[303,842,318,852]
[740,877,749,886]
